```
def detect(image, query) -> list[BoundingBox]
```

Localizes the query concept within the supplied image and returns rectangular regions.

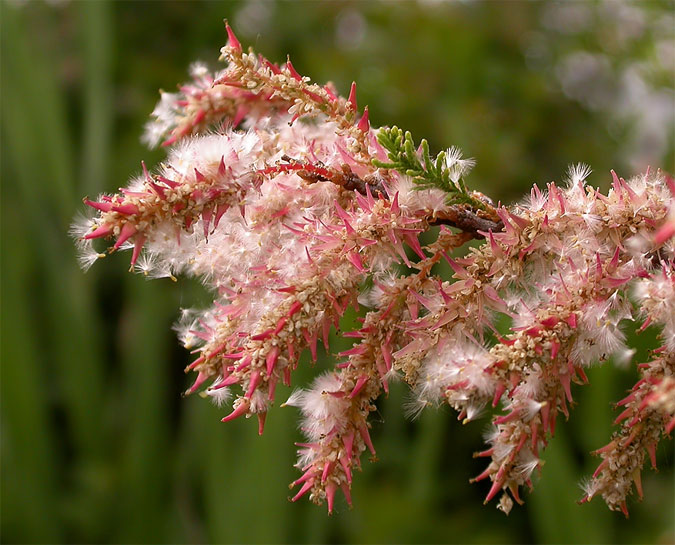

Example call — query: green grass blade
[1,12,108,463]
[114,279,173,543]
[0,4,74,222]
[0,197,62,543]
[528,423,607,544]
[78,0,113,196]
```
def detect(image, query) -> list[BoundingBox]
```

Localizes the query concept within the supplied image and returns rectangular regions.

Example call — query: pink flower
[73,23,674,515]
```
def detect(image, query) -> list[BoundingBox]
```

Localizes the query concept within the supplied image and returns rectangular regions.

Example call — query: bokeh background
[2,1,674,543]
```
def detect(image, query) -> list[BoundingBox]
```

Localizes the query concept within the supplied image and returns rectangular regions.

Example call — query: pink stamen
[225,21,242,51]
[347,81,357,111]
[348,375,369,399]
[566,313,577,329]
[130,235,146,266]
[266,346,280,377]
[288,301,302,316]
[655,222,675,245]
[613,407,633,425]
[484,478,503,503]
[290,469,314,488]
[346,251,365,272]
[326,481,337,514]
[251,328,274,341]
[339,455,352,484]
[291,479,314,502]
[646,443,657,469]
[540,316,559,328]
[321,461,334,484]
[245,370,261,398]
[221,399,250,422]
[285,57,302,82]
[302,328,318,362]
[381,342,392,372]
[186,370,209,395]
[113,223,137,250]
[471,466,492,483]
[592,459,608,478]
[560,371,573,403]
[509,484,523,505]
[492,382,506,408]
[341,483,352,507]
[84,223,113,240]
[268,375,277,401]
[550,339,560,360]
[84,199,112,212]
[357,106,370,132]
[186,355,206,371]
[359,424,376,456]
[494,410,519,426]
[218,374,241,387]
[342,433,354,462]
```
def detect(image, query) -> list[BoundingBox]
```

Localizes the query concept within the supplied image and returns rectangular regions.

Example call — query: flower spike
[73,22,675,518]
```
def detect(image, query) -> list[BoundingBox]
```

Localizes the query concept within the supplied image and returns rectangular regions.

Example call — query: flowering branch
[73,23,674,517]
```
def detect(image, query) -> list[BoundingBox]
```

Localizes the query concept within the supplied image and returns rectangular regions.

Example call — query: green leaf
[373,126,485,210]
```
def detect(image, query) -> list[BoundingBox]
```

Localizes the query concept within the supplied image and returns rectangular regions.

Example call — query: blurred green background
[1,1,674,543]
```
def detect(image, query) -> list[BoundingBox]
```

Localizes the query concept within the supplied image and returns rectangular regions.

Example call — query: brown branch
[432,207,503,238]
[259,156,503,237]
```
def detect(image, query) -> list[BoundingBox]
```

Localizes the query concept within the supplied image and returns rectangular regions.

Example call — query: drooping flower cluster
[73,24,674,516]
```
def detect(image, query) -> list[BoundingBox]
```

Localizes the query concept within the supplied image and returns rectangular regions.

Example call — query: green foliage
[373,126,486,210]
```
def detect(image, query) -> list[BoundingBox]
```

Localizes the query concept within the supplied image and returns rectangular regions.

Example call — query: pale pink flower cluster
[73,25,674,515]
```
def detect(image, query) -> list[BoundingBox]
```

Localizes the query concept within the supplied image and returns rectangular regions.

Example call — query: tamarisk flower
[402,166,674,513]
[73,23,674,515]
[580,266,675,516]
[142,60,290,148]
[285,227,472,511]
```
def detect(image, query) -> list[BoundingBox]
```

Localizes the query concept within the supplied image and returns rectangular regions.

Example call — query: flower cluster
[73,24,674,516]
